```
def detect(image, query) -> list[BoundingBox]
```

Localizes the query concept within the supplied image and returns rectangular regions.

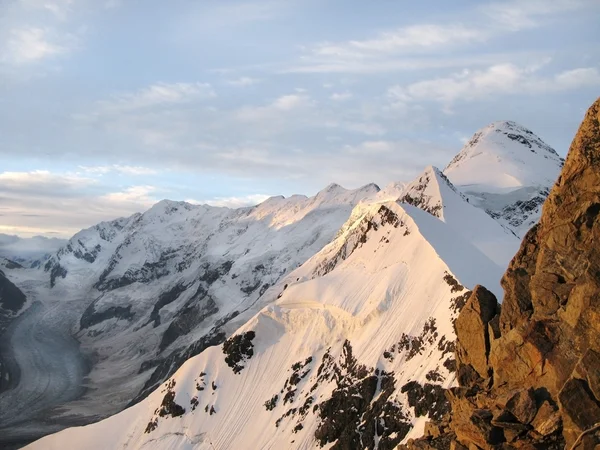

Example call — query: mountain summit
[444,121,564,237]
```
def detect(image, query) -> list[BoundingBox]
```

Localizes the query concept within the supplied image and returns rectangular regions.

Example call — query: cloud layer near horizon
[1,0,599,237]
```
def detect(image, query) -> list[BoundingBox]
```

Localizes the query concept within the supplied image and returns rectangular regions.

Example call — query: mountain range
[0,119,565,449]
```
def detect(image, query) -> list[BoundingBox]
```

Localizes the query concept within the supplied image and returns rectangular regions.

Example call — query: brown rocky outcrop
[401,98,600,450]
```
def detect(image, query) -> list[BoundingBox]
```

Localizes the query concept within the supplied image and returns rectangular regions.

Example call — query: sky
[1,0,599,238]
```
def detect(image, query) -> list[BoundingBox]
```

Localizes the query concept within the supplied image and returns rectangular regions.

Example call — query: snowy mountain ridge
[27,200,504,450]
[0,119,564,449]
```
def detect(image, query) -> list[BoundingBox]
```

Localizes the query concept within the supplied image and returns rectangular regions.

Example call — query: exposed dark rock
[264,395,278,411]
[443,272,464,293]
[0,270,26,314]
[47,262,67,288]
[222,330,256,374]
[3,260,23,270]
[80,303,135,330]
[147,283,188,328]
[315,365,410,450]
[144,379,185,434]
[159,294,218,352]
[559,378,600,431]
[401,381,450,422]
[505,388,537,425]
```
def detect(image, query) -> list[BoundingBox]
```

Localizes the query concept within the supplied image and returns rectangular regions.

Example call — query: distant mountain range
[0,120,564,449]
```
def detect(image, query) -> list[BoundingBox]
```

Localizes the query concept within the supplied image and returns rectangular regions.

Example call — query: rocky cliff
[402,97,600,450]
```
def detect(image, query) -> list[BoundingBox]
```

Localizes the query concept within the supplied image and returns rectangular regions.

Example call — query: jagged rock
[469,409,504,446]
[559,378,600,432]
[455,285,499,379]
[573,348,600,402]
[531,401,561,436]
[456,364,483,389]
[449,441,468,450]
[439,97,600,450]
[505,388,537,425]
[424,421,444,438]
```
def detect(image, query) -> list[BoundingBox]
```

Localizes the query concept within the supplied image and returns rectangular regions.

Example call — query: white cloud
[330,92,353,101]
[236,94,314,121]
[100,185,156,204]
[0,170,95,192]
[285,24,488,74]
[97,82,216,112]
[554,67,600,88]
[388,64,600,105]
[2,27,68,64]
[226,77,260,87]
[314,24,485,59]
[0,170,158,237]
[481,0,591,31]
[78,165,158,176]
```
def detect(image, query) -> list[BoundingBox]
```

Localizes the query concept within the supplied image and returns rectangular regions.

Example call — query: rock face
[401,98,600,450]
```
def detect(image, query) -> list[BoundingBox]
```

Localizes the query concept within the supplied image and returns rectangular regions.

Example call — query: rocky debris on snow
[222,330,256,374]
[144,379,185,434]
[385,317,439,362]
[314,341,411,450]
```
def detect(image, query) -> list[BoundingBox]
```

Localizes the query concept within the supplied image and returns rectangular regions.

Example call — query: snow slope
[444,121,563,237]
[27,201,503,450]
[5,184,380,430]
[399,166,519,267]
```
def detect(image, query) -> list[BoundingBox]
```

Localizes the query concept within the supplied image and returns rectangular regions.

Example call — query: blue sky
[1,0,599,237]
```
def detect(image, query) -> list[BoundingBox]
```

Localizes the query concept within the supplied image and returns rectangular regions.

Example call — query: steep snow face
[31,184,380,422]
[443,121,563,237]
[399,166,520,267]
[27,201,503,450]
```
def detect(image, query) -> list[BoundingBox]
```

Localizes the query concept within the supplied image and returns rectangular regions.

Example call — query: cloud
[283,1,599,75]
[554,67,600,88]
[0,170,95,196]
[2,27,70,64]
[285,24,488,74]
[226,77,260,87]
[235,94,314,121]
[330,92,353,101]
[96,82,216,112]
[78,165,158,176]
[189,194,272,208]
[313,25,485,59]
[480,0,591,31]
[0,170,158,237]
[387,64,600,105]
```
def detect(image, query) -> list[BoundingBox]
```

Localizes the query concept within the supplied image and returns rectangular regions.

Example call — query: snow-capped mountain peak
[444,120,563,192]
[443,121,564,237]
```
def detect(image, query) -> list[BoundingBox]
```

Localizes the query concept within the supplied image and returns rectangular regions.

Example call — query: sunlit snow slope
[28,201,503,450]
